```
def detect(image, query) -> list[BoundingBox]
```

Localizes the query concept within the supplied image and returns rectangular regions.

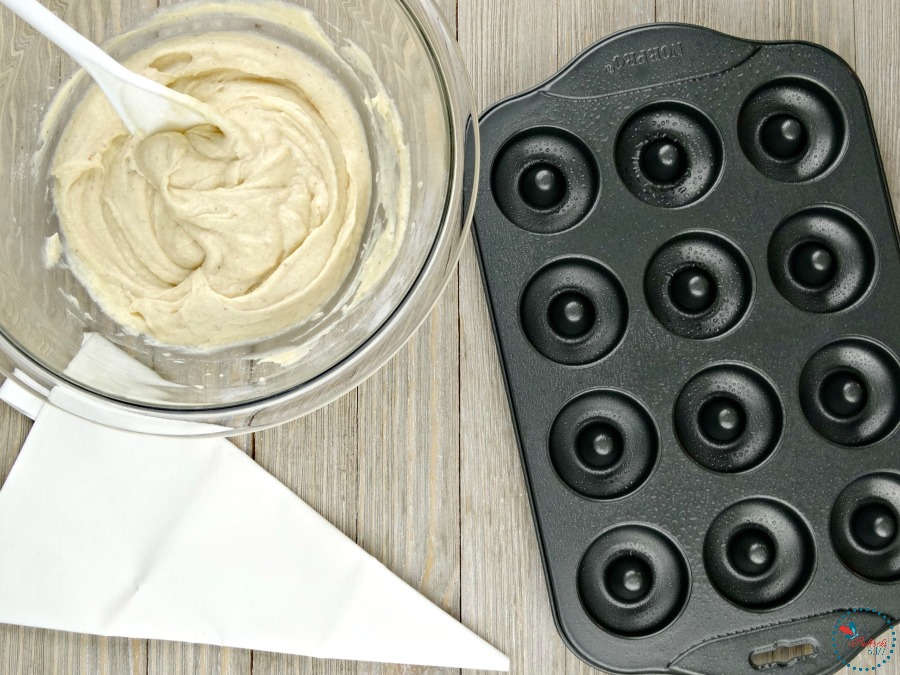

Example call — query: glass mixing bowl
[0,0,477,435]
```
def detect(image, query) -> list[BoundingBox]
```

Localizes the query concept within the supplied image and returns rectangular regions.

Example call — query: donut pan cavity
[470,24,900,675]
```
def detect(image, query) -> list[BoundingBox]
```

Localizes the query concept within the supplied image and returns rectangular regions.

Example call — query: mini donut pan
[470,24,900,675]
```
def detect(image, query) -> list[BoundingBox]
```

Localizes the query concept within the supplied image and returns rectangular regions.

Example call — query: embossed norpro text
[605,42,685,73]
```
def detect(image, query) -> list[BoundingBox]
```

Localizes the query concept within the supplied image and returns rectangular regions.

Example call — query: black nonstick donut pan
[470,24,900,675]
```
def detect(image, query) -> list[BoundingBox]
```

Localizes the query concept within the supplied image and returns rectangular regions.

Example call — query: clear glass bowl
[0,0,478,435]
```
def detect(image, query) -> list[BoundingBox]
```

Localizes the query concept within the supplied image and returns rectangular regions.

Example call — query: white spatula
[1,0,213,136]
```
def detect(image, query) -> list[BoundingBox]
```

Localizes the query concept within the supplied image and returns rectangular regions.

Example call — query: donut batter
[52,25,388,348]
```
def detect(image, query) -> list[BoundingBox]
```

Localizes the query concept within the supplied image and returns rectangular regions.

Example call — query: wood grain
[251,393,358,675]
[850,2,900,668]
[557,0,656,66]
[456,2,561,672]
[656,0,856,66]
[457,3,656,675]
[857,0,900,213]
[0,1,898,674]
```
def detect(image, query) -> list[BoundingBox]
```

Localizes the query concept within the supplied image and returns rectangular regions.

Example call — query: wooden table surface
[1,0,899,673]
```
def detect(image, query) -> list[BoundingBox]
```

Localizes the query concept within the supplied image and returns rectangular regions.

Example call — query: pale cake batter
[50,9,407,349]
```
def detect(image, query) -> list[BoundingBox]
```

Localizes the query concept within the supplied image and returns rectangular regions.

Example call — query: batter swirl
[53,30,376,348]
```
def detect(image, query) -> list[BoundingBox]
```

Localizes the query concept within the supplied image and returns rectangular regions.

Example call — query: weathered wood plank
[557,0,656,66]
[851,2,900,669]
[857,0,900,215]
[458,2,648,674]
[354,275,461,675]
[251,392,358,675]
[0,628,147,675]
[148,641,250,675]
[346,0,463,666]
[457,5,561,673]
[656,0,856,66]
